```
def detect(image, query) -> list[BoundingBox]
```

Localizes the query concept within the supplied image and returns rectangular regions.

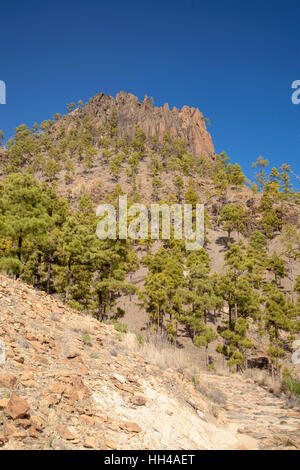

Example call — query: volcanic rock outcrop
[69,91,215,161]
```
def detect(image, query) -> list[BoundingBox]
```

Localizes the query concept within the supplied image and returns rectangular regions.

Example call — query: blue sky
[0,0,299,185]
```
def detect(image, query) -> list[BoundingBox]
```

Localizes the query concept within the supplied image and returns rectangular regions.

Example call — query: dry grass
[68,319,94,336]
[243,368,282,395]
[123,331,201,376]
[123,330,229,414]
[197,385,227,405]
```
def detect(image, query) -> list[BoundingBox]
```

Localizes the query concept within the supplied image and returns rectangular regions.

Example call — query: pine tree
[218,317,254,372]
[142,248,185,337]
[91,238,138,321]
[219,204,248,244]
[266,253,286,287]
[252,156,269,191]
[259,194,283,238]
[281,224,300,303]
[0,130,4,147]
[174,175,184,202]
[279,164,292,195]
[184,249,219,366]
[0,174,51,274]
[263,282,298,378]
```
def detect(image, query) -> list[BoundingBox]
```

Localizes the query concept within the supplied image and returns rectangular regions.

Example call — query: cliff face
[79,92,215,161]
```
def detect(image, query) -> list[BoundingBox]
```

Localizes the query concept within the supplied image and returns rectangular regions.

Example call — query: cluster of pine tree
[0,173,138,321]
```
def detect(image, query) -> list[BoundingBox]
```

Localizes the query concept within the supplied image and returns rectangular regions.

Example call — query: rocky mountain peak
[81,91,215,161]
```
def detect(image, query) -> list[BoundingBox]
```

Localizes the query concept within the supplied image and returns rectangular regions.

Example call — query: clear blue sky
[0,0,299,185]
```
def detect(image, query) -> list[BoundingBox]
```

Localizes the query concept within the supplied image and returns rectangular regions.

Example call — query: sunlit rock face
[80,91,215,161]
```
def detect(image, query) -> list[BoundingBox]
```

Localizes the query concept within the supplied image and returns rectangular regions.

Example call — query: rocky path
[200,372,300,450]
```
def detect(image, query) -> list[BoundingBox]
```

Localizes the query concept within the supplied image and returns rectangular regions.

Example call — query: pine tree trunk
[65,258,71,303]
[227,231,231,247]
[229,304,232,329]
[14,235,23,279]
[47,253,52,295]
[129,274,132,301]
[234,276,238,322]
[234,301,238,322]
[98,292,103,322]
[47,261,51,295]
[108,291,112,320]
[271,363,275,382]
[289,259,295,304]
[36,252,42,286]
[18,235,22,261]
[275,328,279,377]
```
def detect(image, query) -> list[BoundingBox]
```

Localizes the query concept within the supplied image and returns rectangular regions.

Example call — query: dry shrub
[68,320,93,336]
[124,331,199,374]
[243,368,282,395]
[243,368,269,385]
[123,331,229,408]
[195,383,227,405]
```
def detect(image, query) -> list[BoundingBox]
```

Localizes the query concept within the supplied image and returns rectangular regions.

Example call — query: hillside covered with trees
[0,92,299,388]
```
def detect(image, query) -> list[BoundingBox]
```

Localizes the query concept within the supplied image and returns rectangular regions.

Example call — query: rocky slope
[0,274,299,450]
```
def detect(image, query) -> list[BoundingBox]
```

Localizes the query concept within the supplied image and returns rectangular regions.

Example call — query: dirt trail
[200,372,300,450]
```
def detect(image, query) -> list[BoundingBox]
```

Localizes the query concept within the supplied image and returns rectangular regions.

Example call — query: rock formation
[73,91,215,161]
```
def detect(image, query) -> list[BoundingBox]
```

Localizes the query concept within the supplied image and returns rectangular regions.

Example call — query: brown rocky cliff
[74,91,215,161]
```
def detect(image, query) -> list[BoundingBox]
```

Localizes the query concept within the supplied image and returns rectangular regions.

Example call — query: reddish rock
[121,422,142,433]
[0,374,17,389]
[30,415,44,431]
[130,396,147,406]
[4,421,27,439]
[14,418,31,429]
[4,393,30,420]
[80,415,95,426]
[0,398,10,409]
[58,425,75,440]
[105,439,117,450]
[84,92,215,161]
[50,381,65,395]
[0,433,7,446]
[29,426,39,439]
[63,377,90,401]
[14,356,25,364]
[83,437,97,449]
[112,379,134,394]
